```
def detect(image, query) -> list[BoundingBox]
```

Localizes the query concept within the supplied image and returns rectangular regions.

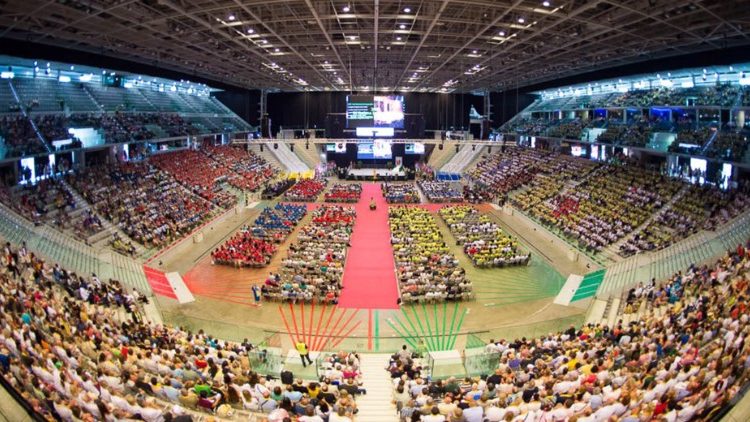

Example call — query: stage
[348,167,406,177]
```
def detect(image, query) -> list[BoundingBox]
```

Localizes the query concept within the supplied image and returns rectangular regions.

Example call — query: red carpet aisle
[338,183,400,309]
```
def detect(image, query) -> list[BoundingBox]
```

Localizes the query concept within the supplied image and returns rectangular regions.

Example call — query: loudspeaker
[260,144,264,152]
[290,144,294,152]
[488,147,491,154]
[455,145,459,153]
[306,143,309,150]
[274,143,278,150]
[439,143,443,150]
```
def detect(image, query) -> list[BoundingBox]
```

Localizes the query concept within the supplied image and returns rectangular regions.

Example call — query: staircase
[248,144,285,171]
[427,144,458,169]
[270,143,309,173]
[8,80,52,153]
[81,85,104,111]
[440,145,485,175]
[293,143,322,169]
[356,354,398,422]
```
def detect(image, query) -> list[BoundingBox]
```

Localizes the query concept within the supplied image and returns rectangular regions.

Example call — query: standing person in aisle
[296,340,313,367]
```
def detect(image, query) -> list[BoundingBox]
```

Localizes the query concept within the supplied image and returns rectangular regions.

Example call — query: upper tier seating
[12,78,100,113]
[0,114,47,157]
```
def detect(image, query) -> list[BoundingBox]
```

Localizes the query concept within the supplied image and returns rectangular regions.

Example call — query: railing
[597,211,750,298]
[0,203,151,296]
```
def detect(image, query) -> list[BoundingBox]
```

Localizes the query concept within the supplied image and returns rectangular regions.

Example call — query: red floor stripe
[337,183,399,309]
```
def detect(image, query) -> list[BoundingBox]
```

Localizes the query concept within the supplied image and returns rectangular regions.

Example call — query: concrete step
[357,354,399,422]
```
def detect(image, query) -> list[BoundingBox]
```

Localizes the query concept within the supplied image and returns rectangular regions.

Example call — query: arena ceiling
[1,0,750,92]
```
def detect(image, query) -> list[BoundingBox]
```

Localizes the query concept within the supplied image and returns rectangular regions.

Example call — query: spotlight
[228,14,236,21]
[518,17,525,23]
[542,1,550,6]
[399,24,406,29]
[498,30,506,36]
[247,28,254,34]
[342,5,350,12]
[404,7,411,13]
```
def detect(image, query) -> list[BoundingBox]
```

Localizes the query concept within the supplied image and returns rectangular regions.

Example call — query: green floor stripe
[393,315,422,347]
[421,303,436,351]
[386,318,418,350]
[400,307,421,340]
[447,303,460,349]
[449,309,468,349]
[441,302,448,351]
[433,303,441,350]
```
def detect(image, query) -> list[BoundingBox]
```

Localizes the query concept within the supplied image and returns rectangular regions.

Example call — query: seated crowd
[419,181,463,203]
[439,206,529,268]
[527,164,682,252]
[0,114,48,157]
[389,206,472,303]
[620,183,750,256]
[211,203,307,267]
[251,203,308,243]
[264,205,356,303]
[149,149,236,208]
[201,145,277,192]
[263,179,296,200]
[67,161,215,249]
[0,239,372,422]
[467,148,599,203]
[389,239,750,422]
[0,177,74,226]
[285,179,327,202]
[324,183,362,203]
[383,183,421,204]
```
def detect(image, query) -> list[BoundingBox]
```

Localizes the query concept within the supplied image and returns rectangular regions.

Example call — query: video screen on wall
[373,95,404,128]
[346,95,405,130]
[404,143,425,154]
[346,95,374,128]
[357,140,392,159]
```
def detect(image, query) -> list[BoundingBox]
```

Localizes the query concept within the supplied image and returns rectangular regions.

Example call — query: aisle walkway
[356,354,399,422]
[338,183,400,309]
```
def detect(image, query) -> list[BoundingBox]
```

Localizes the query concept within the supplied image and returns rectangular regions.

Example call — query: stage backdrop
[267,92,488,136]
